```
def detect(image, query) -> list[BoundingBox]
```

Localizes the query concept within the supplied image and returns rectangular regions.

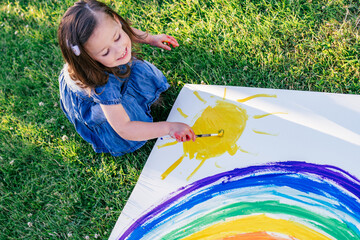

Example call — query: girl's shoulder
[59,64,91,97]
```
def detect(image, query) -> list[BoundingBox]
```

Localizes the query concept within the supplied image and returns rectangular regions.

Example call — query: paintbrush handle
[196,133,215,137]
[160,133,219,140]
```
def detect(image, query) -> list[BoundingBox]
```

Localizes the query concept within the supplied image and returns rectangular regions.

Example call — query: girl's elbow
[116,129,135,141]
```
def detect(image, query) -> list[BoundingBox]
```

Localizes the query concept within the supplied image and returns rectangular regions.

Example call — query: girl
[58,0,196,156]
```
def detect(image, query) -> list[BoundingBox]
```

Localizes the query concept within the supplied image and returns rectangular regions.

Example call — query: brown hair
[58,0,145,89]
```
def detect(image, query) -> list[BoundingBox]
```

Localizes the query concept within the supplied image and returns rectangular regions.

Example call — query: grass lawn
[1,0,359,239]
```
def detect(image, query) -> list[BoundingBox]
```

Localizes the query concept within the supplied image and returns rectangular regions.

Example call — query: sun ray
[157,141,178,149]
[237,94,277,103]
[177,108,189,118]
[161,154,187,180]
[238,146,256,156]
[253,130,278,136]
[215,162,222,168]
[253,112,288,119]
[193,91,207,104]
[187,159,206,181]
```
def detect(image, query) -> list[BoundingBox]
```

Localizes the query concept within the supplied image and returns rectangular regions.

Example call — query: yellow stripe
[161,154,186,180]
[182,214,332,240]
[177,108,189,118]
[253,112,287,119]
[193,91,207,104]
[237,94,277,103]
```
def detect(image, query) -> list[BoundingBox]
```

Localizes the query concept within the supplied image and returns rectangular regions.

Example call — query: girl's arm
[131,27,179,51]
[100,103,196,142]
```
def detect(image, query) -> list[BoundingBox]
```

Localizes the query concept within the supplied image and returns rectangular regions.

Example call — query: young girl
[58,0,196,156]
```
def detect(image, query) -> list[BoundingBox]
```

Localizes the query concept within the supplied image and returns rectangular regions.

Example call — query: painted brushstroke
[118,161,360,240]
[253,129,278,136]
[193,91,207,104]
[157,141,177,149]
[237,94,277,103]
[182,214,332,240]
[253,112,287,119]
[222,232,297,240]
[161,154,187,180]
[177,108,188,118]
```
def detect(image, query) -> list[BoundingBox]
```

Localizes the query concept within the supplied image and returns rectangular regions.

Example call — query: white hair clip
[71,44,81,56]
[66,39,81,56]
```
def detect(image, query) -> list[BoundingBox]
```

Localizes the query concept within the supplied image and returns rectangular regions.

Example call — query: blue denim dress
[58,59,170,156]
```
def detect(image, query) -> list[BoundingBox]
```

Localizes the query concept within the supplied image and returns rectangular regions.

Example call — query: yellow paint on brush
[157,141,178,149]
[253,130,278,136]
[177,108,189,118]
[253,112,287,119]
[223,87,227,100]
[193,91,207,104]
[161,154,187,180]
[237,94,277,103]
[182,214,332,240]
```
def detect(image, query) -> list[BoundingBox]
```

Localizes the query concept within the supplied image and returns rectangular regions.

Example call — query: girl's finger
[166,35,179,47]
[161,42,171,51]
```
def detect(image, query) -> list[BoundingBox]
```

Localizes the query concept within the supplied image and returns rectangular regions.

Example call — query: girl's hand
[148,34,179,51]
[169,122,196,142]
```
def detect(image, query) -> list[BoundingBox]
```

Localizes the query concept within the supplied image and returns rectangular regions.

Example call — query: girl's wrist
[166,121,174,136]
[146,34,154,45]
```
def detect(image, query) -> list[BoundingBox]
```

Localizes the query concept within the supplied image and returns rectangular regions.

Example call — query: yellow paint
[237,94,277,103]
[187,159,206,181]
[253,130,278,136]
[161,154,187,180]
[253,112,287,119]
[161,93,278,180]
[193,91,207,104]
[162,100,248,180]
[223,87,227,100]
[215,162,222,168]
[182,214,332,240]
[177,108,189,118]
[238,146,250,154]
[157,141,178,149]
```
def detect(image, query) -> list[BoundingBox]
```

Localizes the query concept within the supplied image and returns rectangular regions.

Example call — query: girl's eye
[102,50,109,57]
[115,34,121,42]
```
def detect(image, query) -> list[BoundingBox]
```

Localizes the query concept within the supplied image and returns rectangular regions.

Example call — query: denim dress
[58,59,170,156]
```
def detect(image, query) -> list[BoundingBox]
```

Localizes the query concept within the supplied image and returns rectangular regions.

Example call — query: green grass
[0,0,359,238]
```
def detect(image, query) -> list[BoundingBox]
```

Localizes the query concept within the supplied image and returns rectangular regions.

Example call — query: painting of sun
[109,84,360,240]
[159,90,286,181]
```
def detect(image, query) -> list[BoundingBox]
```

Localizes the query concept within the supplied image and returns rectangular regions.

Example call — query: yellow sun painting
[158,88,287,181]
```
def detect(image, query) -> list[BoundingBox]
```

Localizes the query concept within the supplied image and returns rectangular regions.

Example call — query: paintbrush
[160,129,224,140]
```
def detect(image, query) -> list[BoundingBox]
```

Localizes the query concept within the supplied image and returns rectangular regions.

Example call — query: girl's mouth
[117,48,127,60]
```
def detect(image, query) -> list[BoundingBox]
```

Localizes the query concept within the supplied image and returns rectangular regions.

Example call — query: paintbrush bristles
[218,129,224,137]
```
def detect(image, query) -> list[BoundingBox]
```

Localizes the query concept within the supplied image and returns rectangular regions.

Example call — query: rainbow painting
[118,161,360,240]
[109,85,360,240]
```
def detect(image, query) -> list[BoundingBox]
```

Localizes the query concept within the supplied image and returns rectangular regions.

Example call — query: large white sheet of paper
[109,84,360,240]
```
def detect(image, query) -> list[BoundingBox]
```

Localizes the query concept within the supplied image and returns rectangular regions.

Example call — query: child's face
[84,12,131,68]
